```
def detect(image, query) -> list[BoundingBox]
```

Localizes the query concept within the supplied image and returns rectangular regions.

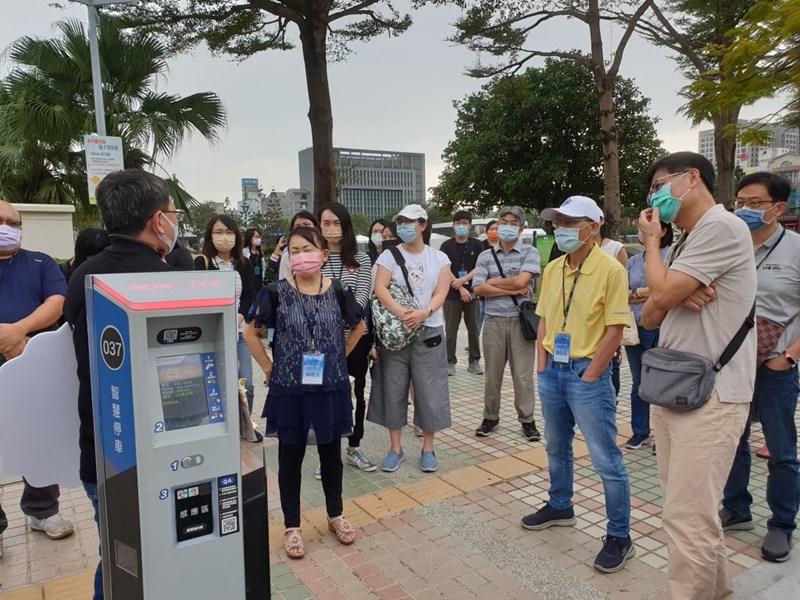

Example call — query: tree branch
[608,0,653,78]
[330,0,383,22]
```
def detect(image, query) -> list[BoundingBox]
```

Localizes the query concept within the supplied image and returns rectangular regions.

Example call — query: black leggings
[347,331,373,448]
[278,440,343,528]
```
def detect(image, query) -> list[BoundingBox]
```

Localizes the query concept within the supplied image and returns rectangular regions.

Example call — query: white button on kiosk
[86,272,268,599]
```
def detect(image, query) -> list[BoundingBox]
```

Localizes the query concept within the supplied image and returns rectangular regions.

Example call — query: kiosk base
[243,466,270,599]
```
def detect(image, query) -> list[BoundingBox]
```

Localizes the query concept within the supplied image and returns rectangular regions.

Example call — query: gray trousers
[444,298,481,364]
[0,478,60,535]
[482,315,536,423]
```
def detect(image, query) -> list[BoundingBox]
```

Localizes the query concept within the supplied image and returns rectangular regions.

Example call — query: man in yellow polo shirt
[520,195,633,573]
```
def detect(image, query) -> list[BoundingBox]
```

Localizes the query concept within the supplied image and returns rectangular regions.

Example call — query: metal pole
[86,5,106,136]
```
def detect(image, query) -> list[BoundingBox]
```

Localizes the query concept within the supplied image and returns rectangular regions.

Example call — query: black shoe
[522,422,541,442]
[719,508,754,531]
[594,535,635,573]
[475,419,499,437]
[762,530,792,562]
[520,503,576,531]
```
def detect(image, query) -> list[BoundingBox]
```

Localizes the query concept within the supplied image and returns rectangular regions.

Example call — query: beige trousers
[482,315,535,422]
[652,392,749,600]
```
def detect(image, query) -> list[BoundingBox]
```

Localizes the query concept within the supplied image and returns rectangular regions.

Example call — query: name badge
[553,333,571,364]
[458,270,468,279]
[301,352,325,385]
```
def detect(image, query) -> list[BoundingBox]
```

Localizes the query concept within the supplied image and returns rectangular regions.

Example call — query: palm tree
[0,17,227,211]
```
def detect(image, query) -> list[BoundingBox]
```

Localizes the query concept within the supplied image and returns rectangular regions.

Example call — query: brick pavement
[1,334,797,599]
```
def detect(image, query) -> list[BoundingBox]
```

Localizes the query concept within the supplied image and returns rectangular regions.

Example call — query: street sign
[84,134,124,205]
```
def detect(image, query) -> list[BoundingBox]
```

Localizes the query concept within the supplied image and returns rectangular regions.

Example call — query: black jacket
[193,255,255,320]
[64,237,174,484]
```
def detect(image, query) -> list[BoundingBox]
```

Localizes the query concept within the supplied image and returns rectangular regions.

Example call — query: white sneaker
[29,513,74,540]
[345,448,377,472]
[314,464,322,480]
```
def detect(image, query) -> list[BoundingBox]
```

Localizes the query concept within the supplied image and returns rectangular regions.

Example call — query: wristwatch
[632,288,640,299]
[784,351,798,367]
[427,307,434,317]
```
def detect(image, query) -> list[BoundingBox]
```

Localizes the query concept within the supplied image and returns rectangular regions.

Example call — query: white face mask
[158,213,179,252]
[371,233,384,247]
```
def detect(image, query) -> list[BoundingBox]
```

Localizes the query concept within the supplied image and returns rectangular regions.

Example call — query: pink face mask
[290,251,323,276]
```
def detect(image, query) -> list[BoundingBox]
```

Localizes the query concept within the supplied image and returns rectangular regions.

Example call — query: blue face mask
[454,224,469,238]
[498,224,519,242]
[396,223,418,244]
[647,171,690,223]
[554,225,588,254]
[735,208,771,232]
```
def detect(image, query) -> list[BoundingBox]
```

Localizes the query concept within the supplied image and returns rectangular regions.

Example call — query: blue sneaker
[381,450,405,472]
[420,451,438,472]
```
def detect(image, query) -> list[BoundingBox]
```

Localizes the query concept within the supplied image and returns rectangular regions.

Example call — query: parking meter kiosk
[87,272,265,599]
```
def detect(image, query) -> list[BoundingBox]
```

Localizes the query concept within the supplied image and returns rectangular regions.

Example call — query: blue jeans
[539,356,631,537]
[237,333,255,412]
[723,364,800,535]
[82,482,103,600]
[624,326,660,437]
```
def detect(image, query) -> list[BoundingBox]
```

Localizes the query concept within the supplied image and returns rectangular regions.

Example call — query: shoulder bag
[372,247,422,351]
[490,247,538,341]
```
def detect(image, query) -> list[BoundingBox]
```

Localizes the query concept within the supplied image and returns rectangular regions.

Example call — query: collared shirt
[440,237,484,300]
[658,205,757,403]
[473,239,540,317]
[0,249,66,330]
[537,244,629,359]
[753,225,800,358]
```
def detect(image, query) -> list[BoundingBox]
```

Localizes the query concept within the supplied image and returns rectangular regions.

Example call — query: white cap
[541,196,603,223]
[394,204,428,221]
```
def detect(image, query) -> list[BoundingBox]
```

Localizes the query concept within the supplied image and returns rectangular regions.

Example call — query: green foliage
[350,213,371,236]
[0,17,227,211]
[431,60,665,215]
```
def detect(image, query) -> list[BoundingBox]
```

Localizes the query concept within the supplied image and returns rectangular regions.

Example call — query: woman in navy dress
[244,226,365,559]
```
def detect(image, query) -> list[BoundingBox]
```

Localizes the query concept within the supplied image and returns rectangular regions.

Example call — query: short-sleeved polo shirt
[0,249,67,331]
[537,244,629,359]
[473,240,540,317]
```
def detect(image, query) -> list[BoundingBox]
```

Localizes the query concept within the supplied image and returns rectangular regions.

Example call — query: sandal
[284,528,306,559]
[328,515,356,545]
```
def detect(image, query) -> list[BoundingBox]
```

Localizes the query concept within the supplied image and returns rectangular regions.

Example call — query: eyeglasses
[162,210,185,222]
[0,217,22,229]
[647,171,689,201]
[553,218,590,230]
[733,198,776,210]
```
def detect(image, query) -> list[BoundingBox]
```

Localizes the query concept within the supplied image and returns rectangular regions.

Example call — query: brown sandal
[328,516,356,545]
[284,528,306,559]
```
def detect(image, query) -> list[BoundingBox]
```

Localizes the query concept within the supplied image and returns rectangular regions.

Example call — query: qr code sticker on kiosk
[163,329,178,343]
[221,516,238,535]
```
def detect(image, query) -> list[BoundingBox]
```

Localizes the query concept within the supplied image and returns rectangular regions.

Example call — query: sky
[1,1,785,207]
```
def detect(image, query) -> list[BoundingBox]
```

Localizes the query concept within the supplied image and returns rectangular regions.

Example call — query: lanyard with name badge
[756,229,786,270]
[554,254,589,363]
[293,274,326,385]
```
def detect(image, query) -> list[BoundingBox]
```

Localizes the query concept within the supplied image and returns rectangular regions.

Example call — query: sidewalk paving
[1,338,797,599]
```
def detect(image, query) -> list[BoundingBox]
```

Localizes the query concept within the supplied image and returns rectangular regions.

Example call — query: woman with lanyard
[368,204,452,473]
[194,215,256,411]
[318,202,376,473]
[272,211,320,280]
[243,228,266,291]
[243,226,365,559]
[624,220,672,450]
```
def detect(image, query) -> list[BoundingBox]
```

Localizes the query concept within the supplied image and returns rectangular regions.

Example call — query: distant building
[283,188,311,220]
[240,178,263,219]
[698,121,800,170]
[299,147,425,221]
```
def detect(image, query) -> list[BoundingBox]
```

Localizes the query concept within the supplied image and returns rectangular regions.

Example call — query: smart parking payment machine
[87,272,268,599]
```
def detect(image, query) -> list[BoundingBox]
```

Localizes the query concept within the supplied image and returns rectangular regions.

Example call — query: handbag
[639,303,755,410]
[372,247,421,351]
[621,311,640,347]
[490,248,538,340]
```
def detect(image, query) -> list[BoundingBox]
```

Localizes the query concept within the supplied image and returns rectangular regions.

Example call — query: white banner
[85,134,124,205]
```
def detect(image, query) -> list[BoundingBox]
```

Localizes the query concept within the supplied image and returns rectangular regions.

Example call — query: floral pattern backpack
[372,247,421,351]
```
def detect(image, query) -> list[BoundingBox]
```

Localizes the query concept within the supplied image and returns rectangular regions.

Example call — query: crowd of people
[0,150,798,600]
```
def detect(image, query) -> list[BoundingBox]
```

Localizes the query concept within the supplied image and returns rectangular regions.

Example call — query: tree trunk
[597,77,621,240]
[712,108,740,210]
[299,18,336,215]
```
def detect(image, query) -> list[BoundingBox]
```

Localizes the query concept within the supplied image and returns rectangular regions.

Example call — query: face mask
[371,233,384,247]
[0,224,22,252]
[454,225,470,238]
[498,224,519,242]
[555,224,590,254]
[322,227,343,242]
[648,172,690,223]
[158,214,179,252]
[486,229,499,242]
[396,223,418,244]
[735,208,772,232]
[290,251,323,277]
[252,237,262,247]
[212,233,236,253]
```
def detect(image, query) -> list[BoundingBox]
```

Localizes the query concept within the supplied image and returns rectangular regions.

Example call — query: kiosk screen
[156,353,224,430]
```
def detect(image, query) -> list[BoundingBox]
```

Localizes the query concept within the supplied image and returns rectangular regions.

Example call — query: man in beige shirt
[639,152,757,600]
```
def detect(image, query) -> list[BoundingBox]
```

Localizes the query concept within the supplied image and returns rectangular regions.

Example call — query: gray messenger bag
[639,304,755,411]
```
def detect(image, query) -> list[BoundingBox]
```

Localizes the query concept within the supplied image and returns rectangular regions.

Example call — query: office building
[240,178,263,218]
[698,121,800,170]
[299,147,425,221]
